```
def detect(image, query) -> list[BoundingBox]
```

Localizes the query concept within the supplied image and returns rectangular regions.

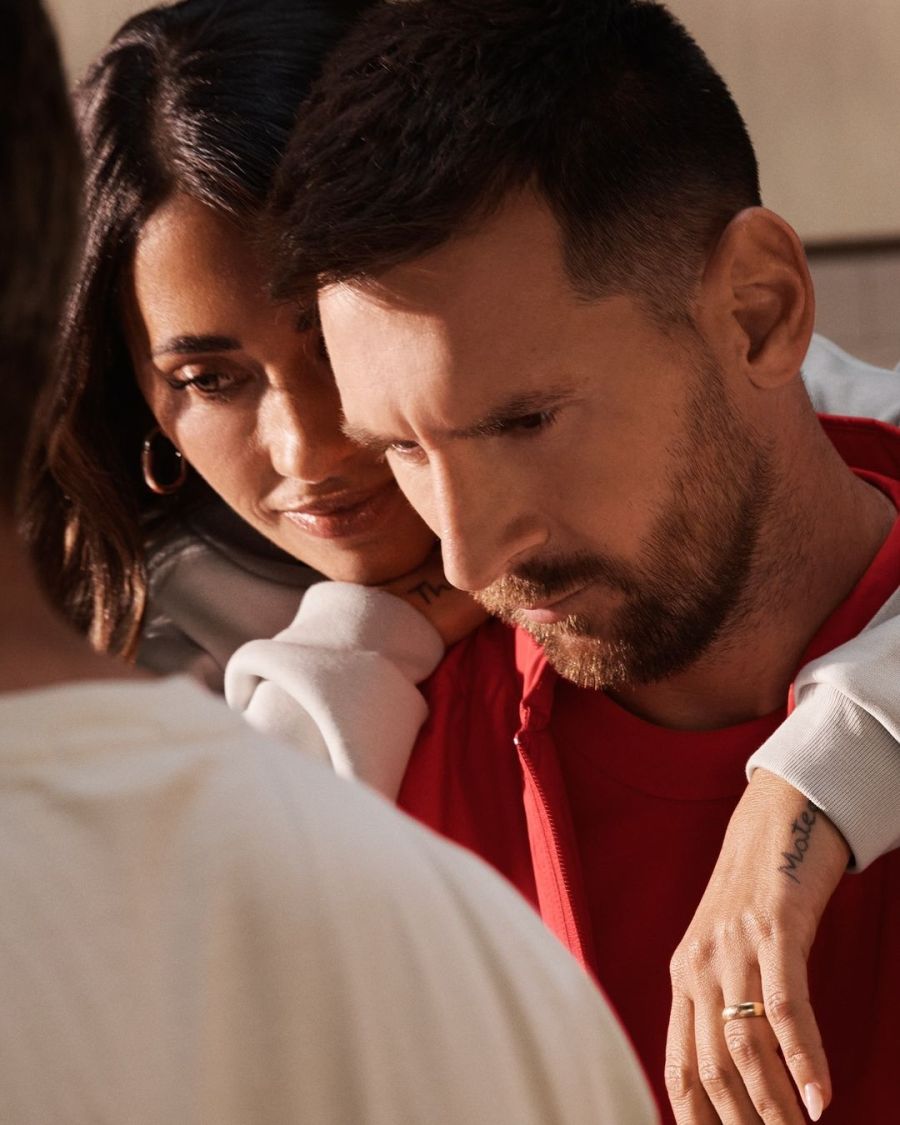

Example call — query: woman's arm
[666,769,847,1124]
[666,589,900,1123]
[225,581,446,799]
[378,545,488,646]
[748,596,900,868]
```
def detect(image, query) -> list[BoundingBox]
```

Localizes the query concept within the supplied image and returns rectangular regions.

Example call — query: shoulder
[0,677,657,1123]
[422,617,518,701]
[140,508,318,677]
[820,414,900,481]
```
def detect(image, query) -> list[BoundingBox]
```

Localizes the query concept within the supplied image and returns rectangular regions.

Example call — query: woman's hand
[665,769,850,1124]
[379,546,487,647]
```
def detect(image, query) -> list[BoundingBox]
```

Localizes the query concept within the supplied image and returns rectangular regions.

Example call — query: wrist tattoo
[407,578,453,606]
[778,799,820,884]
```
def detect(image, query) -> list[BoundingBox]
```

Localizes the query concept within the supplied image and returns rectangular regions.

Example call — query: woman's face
[125,194,436,583]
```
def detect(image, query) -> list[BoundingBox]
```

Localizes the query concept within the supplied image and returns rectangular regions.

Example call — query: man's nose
[427,453,547,593]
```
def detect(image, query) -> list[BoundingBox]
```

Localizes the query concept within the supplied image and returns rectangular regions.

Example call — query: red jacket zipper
[514,729,592,973]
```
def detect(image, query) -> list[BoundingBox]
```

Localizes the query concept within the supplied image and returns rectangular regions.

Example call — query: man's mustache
[476,550,640,608]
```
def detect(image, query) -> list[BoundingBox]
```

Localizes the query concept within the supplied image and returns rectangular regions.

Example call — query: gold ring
[722,1002,766,1022]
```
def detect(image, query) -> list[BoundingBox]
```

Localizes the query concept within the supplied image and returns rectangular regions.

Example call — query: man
[269,1,900,1122]
[0,3,658,1121]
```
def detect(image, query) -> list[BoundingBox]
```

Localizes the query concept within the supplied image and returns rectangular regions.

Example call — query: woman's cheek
[175,409,267,505]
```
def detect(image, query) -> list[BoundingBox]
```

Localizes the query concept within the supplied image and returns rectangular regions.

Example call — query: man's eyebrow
[453,388,576,439]
[151,334,241,358]
[341,419,393,454]
[342,386,577,452]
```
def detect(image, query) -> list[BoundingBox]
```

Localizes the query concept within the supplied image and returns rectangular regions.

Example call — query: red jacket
[399,416,900,1122]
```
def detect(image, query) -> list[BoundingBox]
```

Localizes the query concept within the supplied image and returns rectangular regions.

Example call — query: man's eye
[501,409,558,434]
[512,412,548,430]
[387,439,425,461]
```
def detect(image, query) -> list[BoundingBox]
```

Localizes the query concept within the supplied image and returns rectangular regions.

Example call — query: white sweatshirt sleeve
[748,588,900,870]
[224,581,445,800]
[801,334,900,424]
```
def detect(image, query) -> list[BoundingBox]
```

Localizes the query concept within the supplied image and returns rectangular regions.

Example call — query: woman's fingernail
[804,1082,824,1121]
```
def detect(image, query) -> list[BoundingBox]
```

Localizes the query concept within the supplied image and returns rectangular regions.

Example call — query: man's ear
[697,207,814,389]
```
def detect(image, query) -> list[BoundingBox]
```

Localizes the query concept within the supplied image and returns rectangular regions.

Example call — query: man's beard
[476,356,775,690]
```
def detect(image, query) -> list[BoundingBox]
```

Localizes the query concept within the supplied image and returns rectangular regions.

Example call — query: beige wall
[49,0,900,244]
[46,0,142,80]
[669,0,900,243]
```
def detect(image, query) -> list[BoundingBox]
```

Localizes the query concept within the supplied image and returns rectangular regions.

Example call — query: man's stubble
[476,354,776,691]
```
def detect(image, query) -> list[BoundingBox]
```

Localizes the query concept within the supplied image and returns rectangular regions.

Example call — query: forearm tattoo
[778,799,820,884]
[406,578,454,606]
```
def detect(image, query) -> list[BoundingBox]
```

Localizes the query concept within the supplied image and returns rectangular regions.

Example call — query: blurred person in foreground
[268,1,900,1122]
[0,3,658,1121]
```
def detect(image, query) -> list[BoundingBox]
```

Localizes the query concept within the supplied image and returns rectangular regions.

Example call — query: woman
[23,1,900,1118]
[26,0,448,654]
[24,0,486,782]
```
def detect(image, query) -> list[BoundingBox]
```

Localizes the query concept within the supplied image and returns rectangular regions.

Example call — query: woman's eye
[166,368,244,400]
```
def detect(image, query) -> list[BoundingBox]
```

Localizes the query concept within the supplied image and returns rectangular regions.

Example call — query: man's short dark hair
[269,0,761,317]
[0,0,80,512]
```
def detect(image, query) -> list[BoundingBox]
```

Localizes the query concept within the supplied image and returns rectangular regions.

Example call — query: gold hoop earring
[141,426,187,495]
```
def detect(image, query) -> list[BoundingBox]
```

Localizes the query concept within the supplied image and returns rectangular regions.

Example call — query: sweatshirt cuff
[278,581,445,683]
[747,684,900,871]
[223,582,445,800]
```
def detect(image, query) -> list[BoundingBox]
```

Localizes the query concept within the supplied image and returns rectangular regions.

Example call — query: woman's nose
[262,388,360,484]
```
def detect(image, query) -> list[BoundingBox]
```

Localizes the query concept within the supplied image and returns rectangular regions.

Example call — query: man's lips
[277,480,401,540]
[515,584,590,625]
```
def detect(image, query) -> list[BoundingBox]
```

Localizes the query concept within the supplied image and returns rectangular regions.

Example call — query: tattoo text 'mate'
[778,799,819,884]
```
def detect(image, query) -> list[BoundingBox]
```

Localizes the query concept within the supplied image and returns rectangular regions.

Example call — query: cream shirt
[0,676,656,1124]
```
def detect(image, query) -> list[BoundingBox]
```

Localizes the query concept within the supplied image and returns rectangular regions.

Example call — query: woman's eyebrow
[151,334,241,358]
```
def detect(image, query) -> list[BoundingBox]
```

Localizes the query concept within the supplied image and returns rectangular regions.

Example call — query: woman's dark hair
[23,0,368,656]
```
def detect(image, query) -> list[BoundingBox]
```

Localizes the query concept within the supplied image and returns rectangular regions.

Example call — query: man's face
[320,194,772,689]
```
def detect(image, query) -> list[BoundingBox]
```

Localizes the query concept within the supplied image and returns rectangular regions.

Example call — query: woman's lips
[279,480,402,540]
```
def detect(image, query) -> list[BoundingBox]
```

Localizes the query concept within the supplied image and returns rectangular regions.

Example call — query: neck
[611,411,896,730]
[0,526,139,694]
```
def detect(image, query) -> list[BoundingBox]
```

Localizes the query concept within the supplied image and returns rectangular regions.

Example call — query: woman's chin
[316,540,438,587]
